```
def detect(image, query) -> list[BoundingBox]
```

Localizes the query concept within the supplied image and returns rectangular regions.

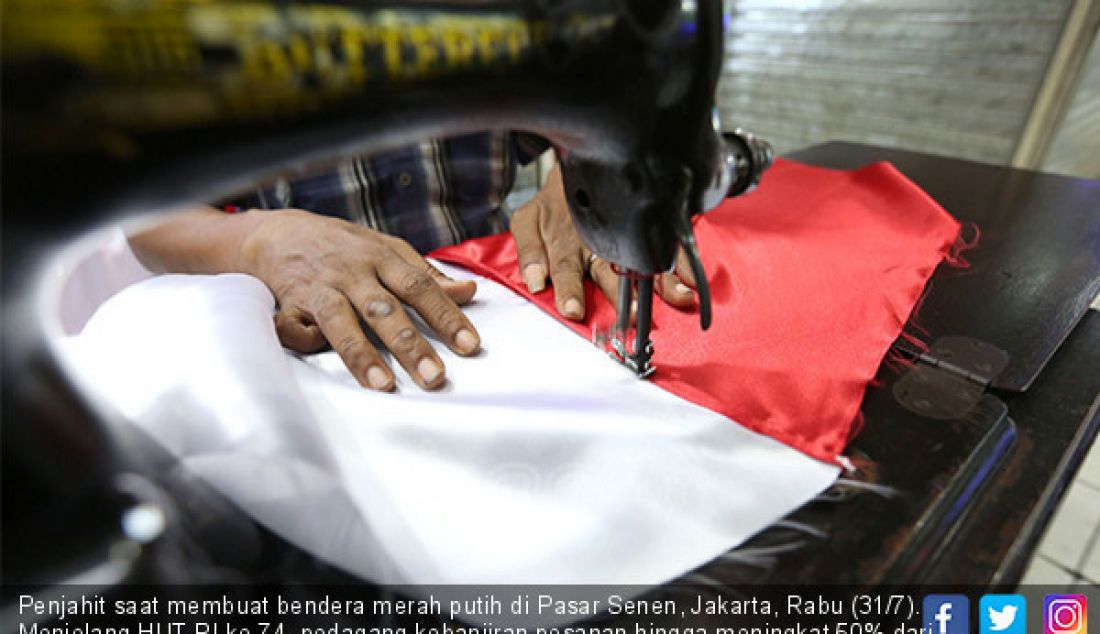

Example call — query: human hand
[510,164,696,321]
[237,209,480,391]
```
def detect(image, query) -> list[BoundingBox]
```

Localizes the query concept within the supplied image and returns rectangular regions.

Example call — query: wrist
[231,209,270,277]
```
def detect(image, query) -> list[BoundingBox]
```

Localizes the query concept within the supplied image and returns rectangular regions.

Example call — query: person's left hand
[510,164,697,321]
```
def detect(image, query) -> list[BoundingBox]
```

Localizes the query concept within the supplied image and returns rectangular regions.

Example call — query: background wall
[715,0,1093,171]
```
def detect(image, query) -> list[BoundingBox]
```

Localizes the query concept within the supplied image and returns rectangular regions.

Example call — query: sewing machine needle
[633,276,655,376]
[616,275,632,335]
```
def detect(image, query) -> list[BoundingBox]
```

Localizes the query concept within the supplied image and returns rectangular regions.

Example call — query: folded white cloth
[56,232,838,585]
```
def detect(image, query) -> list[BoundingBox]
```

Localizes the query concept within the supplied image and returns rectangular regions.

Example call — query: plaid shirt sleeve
[225,131,549,254]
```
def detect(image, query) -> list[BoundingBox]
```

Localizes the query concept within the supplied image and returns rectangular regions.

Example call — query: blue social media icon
[926,595,971,634]
[981,595,1026,634]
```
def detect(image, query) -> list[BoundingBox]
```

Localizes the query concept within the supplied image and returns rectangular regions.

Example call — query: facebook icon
[925,595,971,634]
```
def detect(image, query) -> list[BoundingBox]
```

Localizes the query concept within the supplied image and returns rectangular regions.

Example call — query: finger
[347,283,450,390]
[546,242,586,321]
[274,305,326,353]
[510,201,549,293]
[308,288,394,391]
[656,271,695,308]
[384,235,477,305]
[674,248,697,288]
[375,259,480,357]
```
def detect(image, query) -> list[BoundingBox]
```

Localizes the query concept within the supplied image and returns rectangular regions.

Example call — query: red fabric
[431,159,961,464]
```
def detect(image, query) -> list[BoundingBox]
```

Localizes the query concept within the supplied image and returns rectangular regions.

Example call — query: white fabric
[54,233,838,585]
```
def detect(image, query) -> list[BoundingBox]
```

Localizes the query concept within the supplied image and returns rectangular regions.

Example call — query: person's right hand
[235,209,480,391]
[511,164,697,321]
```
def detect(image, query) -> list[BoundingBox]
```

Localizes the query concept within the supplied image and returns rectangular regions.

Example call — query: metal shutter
[718,0,1073,165]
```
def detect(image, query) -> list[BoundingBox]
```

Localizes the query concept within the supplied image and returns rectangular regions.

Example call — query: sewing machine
[2,0,770,585]
[1,0,773,379]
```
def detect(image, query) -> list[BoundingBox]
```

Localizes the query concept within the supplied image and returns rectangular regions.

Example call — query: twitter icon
[982,595,1027,634]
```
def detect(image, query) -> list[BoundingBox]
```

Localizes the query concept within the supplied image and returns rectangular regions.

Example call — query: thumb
[274,306,327,352]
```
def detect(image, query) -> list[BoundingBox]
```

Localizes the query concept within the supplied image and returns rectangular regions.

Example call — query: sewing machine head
[2,0,779,585]
[3,0,771,377]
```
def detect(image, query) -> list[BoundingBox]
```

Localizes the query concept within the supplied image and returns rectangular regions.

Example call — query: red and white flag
[57,159,959,585]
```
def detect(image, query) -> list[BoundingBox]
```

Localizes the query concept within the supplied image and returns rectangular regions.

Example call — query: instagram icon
[1045,595,1088,634]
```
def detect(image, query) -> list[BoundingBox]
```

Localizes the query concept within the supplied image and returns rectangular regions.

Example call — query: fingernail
[417,357,442,385]
[366,366,390,391]
[455,328,478,353]
[563,298,583,319]
[631,299,638,315]
[675,282,692,295]
[523,264,546,293]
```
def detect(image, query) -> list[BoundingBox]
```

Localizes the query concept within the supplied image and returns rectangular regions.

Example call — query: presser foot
[609,335,655,378]
[606,273,656,378]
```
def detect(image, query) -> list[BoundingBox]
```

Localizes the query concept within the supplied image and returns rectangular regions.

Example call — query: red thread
[608,264,658,280]
[884,349,916,372]
[886,292,932,376]
[847,411,865,442]
[886,223,977,378]
[899,329,930,354]
[945,222,980,269]
[906,280,934,338]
